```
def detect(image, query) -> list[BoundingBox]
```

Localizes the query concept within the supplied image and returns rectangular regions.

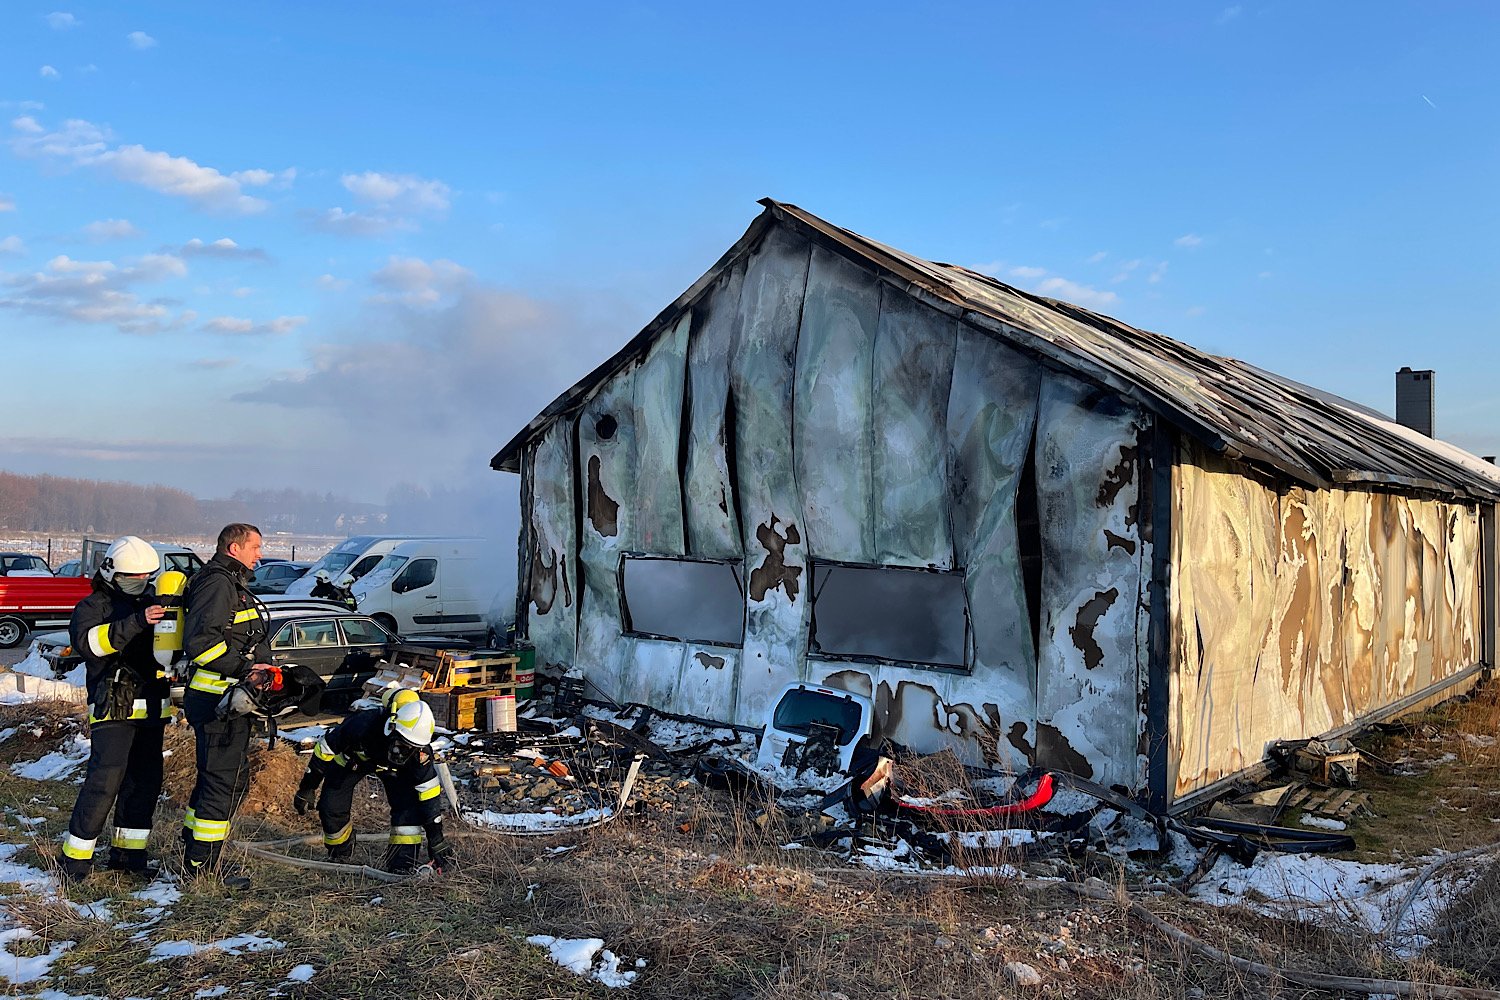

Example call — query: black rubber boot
[383,843,420,874]
[106,847,156,877]
[328,841,354,864]
[59,855,93,884]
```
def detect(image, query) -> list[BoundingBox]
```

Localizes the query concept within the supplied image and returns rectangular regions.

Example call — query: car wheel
[373,614,399,638]
[0,616,28,649]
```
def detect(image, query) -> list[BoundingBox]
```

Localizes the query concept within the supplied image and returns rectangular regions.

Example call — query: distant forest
[0,469,384,536]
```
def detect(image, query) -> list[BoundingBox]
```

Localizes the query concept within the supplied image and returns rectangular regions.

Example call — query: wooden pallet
[1285,786,1372,820]
[420,684,517,731]
[391,645,518,689]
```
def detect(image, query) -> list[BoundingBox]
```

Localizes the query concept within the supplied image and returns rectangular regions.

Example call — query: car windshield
[322,553,358,574]
[357,555,409,590]
[771,689,863,747]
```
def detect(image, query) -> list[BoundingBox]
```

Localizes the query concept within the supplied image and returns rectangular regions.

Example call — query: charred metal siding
[515,224,1152,789]
[1169,441,1484,798]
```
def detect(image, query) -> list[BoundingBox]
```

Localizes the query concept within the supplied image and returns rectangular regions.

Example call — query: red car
[0,576,94,648]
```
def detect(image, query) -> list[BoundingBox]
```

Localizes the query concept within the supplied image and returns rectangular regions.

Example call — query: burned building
[492,200,1500,811]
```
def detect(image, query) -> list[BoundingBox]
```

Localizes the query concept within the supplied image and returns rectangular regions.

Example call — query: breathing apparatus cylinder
[153,570,187,671]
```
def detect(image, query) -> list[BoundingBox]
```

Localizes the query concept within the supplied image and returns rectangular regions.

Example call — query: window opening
[809,562,968,668]
[620,555,744,646]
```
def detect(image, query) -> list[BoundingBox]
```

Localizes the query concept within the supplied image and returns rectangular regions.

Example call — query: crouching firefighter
[59,536,174,883]
[293,693,457,874]
[180,523,273,877]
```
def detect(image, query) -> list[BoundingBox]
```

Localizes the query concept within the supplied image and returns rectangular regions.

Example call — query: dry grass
[9,689,1500,997]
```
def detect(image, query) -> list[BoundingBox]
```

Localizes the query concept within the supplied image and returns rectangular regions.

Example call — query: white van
[284,536,420,597]
[350,538,496,639]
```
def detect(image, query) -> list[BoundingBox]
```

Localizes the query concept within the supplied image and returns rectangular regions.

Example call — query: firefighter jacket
[182,552,271,698]
[69,576,173,724]
[301,709,444,820]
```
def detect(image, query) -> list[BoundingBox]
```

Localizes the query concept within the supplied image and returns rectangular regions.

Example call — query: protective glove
[293,786,317,816]
[428,842,458,873]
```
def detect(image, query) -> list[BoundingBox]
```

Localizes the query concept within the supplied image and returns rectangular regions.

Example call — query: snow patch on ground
[286,964,316,982]
[275,725,328,745]
[148,933,285,962]
[0,927,74,984]
[0,670,85,706]
[1299,815,1349,831]
[526,935,643,988]
[466,807,612,831]
[1188,849,1471,949]
[11,645,87,689]
[11,734,91,781]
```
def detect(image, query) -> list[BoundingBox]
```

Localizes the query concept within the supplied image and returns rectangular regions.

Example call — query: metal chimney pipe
[1395,367,1435,437]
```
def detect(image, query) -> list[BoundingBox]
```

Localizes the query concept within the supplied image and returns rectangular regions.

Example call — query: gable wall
[522,225,1153,790]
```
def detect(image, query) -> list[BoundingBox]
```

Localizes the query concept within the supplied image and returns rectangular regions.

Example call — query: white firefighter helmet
[100,536,160,583]
[315,569,330,582]
[336,574,355,589]
[380,685,421,713]
[385,699,435,748]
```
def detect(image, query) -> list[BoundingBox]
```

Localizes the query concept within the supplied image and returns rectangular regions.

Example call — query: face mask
[116,576,150,596]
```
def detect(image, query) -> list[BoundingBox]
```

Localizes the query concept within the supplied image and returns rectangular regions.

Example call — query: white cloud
[1148,261,1169,284]
[1217,6,1242,23]
[312,207,408,237]
[0,194,14,212]
[40,65,60,79]
[372,256,473,305]
[232,167,296,189]
[127,31,157,49]
[971,260,1119,310]
[46,12,79,29]
[1032,276,1118,309]
[83,218,140,242]
[0,251,190,333]
[1087,251,1108,264]
[317,274,351,292]
[203,314,305,336]
[190,357,239,369]
[180,237,269,261]
[1174,233,1203,248]
[1006,265,1048,280]
[0,236,25,256]
[10,115,280,215]
[1186,305,1207,318]
[108,144,267,214]
[342,171,450,214]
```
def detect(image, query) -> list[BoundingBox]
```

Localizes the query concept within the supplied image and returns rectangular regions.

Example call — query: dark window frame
[617,552,746,649]
[807,558,972,674]
[393,558,437,594]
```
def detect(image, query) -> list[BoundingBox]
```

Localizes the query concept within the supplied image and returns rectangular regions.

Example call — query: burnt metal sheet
[526,419,578,673]
[731,225,813,724]
[683,264,745,560]
[671,644,741,720]
[945,325,1041,767]
[1171,441,1484,799]
[1033,373,1148,791]
[575,366,639,703]
[872,288,957,567]
[632,313,689,556]
[793,246,879,563]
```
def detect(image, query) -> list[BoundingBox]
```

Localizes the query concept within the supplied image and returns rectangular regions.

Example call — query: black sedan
[260,598,472,709]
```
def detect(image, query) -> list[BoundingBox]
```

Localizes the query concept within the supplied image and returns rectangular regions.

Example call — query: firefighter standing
[59,537,174,884]
[293,693,457,874]
[180,523,271,876]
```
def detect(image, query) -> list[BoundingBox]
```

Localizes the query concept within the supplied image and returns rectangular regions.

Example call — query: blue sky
[1,2,1497,507]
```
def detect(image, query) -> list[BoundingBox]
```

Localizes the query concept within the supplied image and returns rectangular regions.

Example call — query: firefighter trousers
[61,720,166,864]
[183,690,254,867]
[317,768,446,872]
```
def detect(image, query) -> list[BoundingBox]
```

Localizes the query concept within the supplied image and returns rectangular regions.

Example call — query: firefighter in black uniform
[181,522,271,876]
[293,692,457,873]
[59,536,174,883]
